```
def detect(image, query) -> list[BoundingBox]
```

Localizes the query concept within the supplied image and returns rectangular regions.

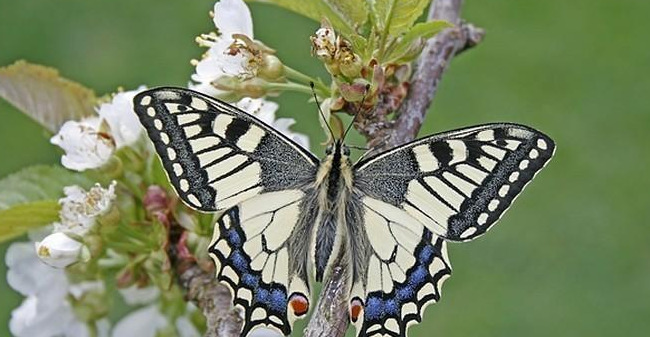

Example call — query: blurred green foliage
[1,0,649,336]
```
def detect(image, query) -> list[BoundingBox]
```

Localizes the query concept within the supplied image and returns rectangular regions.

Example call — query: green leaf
[0,60,96,134]
[0,201,60,242]
[370,0,430,35]
[248,0,368,35]
[0,165,94,210]
[385,20,453,63]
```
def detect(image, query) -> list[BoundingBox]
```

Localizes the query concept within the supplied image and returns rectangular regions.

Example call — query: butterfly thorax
[312,141,354,281]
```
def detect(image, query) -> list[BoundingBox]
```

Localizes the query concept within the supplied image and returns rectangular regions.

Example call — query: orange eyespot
[289,293,309,317]
[349,298,364,323]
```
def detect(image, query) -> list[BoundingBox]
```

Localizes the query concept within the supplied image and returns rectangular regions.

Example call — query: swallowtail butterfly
[134,87,555,337]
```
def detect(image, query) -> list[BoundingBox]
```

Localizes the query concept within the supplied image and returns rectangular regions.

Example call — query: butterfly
[134,87,555,337]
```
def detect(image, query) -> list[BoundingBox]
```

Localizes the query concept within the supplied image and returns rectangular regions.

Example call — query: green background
[1,0,649,336]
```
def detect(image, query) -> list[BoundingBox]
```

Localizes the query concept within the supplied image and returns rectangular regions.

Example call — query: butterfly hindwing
[133,87,318,212]
[208,191,312,336]
[348,197,451,337]
[355,123,555,242]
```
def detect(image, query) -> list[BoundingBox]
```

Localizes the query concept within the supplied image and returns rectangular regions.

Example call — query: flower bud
[35,232,86,268]
[258,54,284,81]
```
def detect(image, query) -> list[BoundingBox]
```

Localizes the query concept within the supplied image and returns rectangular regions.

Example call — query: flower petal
[112,305,167,337]
[97,87,146,148]
[213,0,253,37]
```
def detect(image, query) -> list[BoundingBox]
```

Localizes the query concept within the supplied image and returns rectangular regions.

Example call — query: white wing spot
[460,227,477,239]
[519,159,529,170]
[167,148,177,160]
[154,119,163,130]
[160,132,170,144]
[530,149,539,159]
[478,213,489,225]
[140,95,152,105]
[179,179,189,192]
[537,138,548,150]
[146,107,155,117]
[173,163,183,176]
[186,194,200,208]
[488,199,499,212]
[498,185,510,197]
[509,171,519,182]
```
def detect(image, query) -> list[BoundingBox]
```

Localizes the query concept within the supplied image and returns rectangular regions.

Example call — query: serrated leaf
[249,0,368,35]
[385,20,453,63]
[370,0,430,36]
[0,60,96,134]
[0,200,60,242]
[0,165,94,210]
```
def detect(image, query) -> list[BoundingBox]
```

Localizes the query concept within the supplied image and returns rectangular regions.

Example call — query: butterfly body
[134,87,555,337]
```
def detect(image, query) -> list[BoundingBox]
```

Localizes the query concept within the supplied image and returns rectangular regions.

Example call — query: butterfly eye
[325,144,334,155]
[342,145,350,156]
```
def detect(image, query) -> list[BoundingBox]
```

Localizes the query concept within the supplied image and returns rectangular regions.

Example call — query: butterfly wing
[134,87,318,336]
[355,123,555,241]
[209,190,314,336]
[350,123,555,336]
[133,87,319,211]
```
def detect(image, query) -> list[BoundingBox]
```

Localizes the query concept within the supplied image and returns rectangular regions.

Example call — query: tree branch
[180,264,243,337]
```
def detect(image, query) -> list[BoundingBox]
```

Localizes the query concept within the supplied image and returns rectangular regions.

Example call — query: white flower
[6,242,106,337]
[112,305,167,337]
[191,0,258,95]
[51,87,145,172]
[97,86,146,148]
[311,26,337,61]
[35,232,85,268]
[118,285,160,306]
[50,117,114,172]
[249,328,282,337]
[235,97,310,149]
[55,181,117,235]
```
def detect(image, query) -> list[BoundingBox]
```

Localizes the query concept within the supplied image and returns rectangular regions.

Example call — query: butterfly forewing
[133,87,318,212]
[355,123,555,242]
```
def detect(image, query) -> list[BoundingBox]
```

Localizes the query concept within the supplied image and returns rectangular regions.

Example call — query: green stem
[265,82,329,97]
[283,66,331,95]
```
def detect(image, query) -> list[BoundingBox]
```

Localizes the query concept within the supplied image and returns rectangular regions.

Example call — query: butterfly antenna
[342,84,371,141]
[310,82,336,141]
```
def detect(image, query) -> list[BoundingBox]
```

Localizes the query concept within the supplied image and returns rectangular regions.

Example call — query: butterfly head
[324,139,351,159]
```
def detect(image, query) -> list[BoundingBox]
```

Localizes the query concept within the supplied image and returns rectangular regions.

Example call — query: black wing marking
[354,123,555,241]
[133,87,318,211]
